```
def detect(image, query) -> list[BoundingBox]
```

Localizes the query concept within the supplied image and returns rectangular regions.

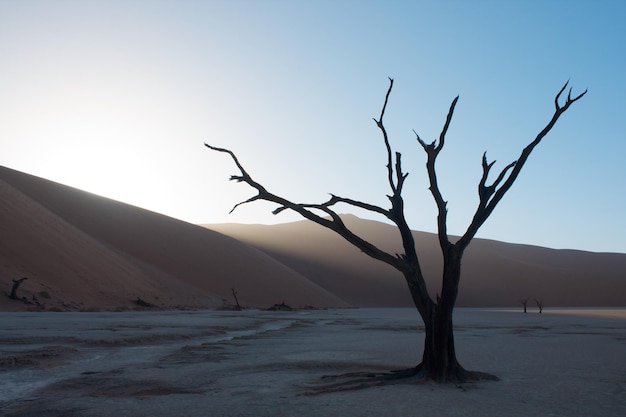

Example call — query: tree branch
[370,80,422,271]
[204,143,406,271]
[478,153,516,206]
[457,82,586,249]
[438,96,459,152]
[394,152,409,195]
[373,78,397,193]
[272,194,390,221]
[416,96,459,251]
[325,194,390,218]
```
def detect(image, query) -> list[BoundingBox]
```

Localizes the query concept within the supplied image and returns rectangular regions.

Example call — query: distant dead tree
[9,277,28,300]
[535,298,545,314]
[231,288,242,310]
[206,79,585,383]
[520,298,530,313]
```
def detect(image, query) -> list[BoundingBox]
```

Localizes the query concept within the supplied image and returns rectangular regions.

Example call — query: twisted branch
[204,144,405,271]
[457,81,586,249]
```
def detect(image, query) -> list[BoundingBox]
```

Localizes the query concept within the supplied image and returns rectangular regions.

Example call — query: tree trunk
[9,277,27,300]
[409,249,467,382]
[418,303,466,381]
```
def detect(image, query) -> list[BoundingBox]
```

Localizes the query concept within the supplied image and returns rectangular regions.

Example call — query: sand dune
[1,164,623,311]
[0,166,348,311]
[206,215,626,307]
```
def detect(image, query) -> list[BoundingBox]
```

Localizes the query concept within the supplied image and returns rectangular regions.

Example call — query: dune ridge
[205,215,626,307]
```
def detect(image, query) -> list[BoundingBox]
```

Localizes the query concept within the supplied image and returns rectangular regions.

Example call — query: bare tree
[206,79,585,382]
[9,277,27,300]
[535,298,545,314]
[231,288,242,310]
[520,298,530,313]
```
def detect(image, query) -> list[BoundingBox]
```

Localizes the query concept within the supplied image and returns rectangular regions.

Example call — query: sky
[0,0,624,253]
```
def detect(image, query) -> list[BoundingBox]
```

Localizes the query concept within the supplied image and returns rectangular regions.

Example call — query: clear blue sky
[1,0,624,253]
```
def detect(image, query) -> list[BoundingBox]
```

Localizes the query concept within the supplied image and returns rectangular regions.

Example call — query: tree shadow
[302,367,499,395]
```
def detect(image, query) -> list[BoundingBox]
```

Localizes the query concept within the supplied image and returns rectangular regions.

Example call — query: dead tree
[206,79,585,382]
[535,298,544,314]
[520,298,530,313]
[231,288,242,310]
[9,277,28,300]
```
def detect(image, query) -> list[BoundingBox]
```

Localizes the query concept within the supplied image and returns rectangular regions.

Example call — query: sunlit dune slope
[206,215,626,307]
[0,166,348,310]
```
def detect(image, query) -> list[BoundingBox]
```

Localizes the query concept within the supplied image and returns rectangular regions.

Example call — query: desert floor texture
[1,308,625,417]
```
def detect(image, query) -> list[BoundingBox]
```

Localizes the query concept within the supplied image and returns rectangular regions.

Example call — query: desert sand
[1,308,625,417]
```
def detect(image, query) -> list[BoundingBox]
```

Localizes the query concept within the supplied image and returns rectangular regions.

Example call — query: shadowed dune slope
[0,166,348,311]
[206,215,626,307]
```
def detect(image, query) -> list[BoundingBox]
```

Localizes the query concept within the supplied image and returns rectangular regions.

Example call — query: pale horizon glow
[1,1,624,253]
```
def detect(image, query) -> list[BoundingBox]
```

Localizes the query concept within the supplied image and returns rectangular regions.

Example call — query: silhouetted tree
[535,298,545,314]
[231,288,242,310]
[9,277,27,300]
[520,298,530,313]
[206,79,585,382]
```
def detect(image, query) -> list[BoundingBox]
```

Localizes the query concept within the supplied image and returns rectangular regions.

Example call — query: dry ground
[1,308,625,417]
